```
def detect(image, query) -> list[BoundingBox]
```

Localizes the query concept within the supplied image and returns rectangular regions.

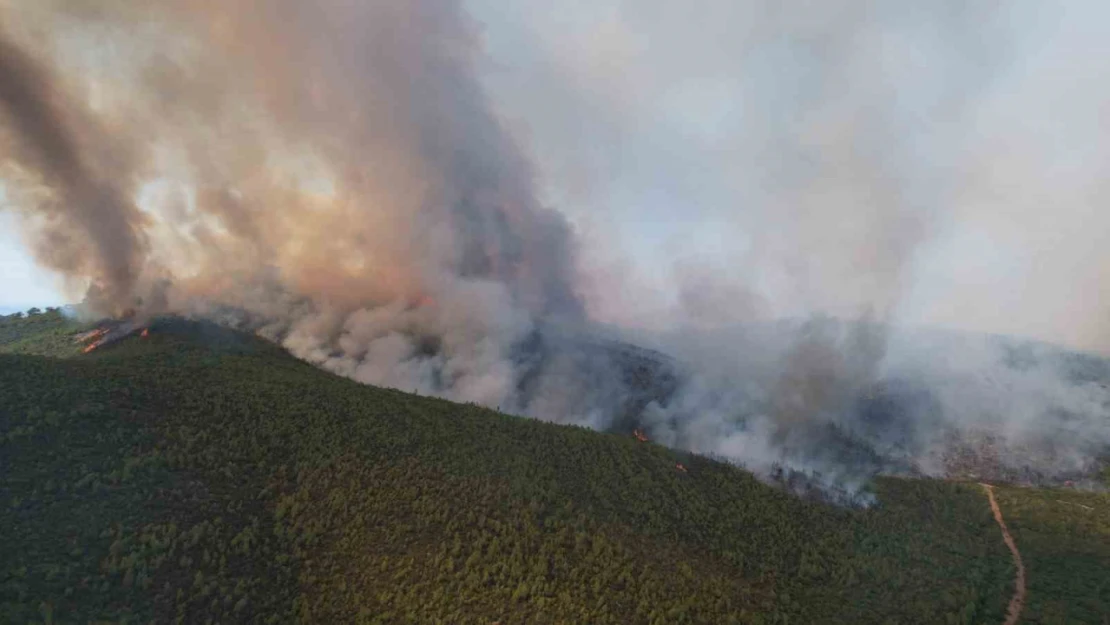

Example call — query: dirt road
[981,484,1026,625]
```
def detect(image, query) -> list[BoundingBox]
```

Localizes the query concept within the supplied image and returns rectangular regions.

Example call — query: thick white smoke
[469,0,1110,489]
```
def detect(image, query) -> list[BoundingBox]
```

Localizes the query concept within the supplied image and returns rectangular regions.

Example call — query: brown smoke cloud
[0,0,595,420]
[0,0,581,320]
[0,18,148,314]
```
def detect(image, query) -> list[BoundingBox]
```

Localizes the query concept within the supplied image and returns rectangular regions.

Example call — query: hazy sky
[3,1,1110,352]
[0,209,65,312]
[465,0,1110,351]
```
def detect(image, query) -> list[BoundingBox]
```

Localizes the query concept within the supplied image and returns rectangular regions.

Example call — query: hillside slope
[2,310,1107,623]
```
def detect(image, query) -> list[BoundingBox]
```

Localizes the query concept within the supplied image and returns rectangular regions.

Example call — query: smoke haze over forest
[2,0,1109,495]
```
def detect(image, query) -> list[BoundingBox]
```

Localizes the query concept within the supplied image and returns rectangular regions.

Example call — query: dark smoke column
[0,27,148,316]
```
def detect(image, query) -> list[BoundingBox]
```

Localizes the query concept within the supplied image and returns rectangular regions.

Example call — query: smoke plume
[0,20,147,314]
[2,1,1108,498]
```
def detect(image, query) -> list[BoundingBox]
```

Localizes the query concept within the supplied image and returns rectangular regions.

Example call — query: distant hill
[625,319,1110,489]
[2,310,1109,623]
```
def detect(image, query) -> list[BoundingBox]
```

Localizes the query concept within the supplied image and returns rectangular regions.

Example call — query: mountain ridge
[2,308,1109,623]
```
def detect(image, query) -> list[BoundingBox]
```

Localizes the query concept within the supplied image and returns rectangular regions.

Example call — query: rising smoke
[1,0,1108,497]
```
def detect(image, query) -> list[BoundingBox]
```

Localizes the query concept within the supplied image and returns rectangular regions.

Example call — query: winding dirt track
[981,484,1026,625]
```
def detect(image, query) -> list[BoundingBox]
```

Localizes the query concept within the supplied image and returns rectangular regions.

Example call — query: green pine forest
[2,309,1108,624]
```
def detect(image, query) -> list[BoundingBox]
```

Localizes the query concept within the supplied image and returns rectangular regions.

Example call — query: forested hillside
[2,310,1107,624]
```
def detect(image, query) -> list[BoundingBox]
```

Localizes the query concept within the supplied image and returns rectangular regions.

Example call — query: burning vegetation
[74,327,108,345]
[76,327,109,353]
[72,317,150,354]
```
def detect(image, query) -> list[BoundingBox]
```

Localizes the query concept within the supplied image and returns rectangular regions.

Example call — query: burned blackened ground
[144,317,279,357]
[847,378,946,470]
[509,326,683,429]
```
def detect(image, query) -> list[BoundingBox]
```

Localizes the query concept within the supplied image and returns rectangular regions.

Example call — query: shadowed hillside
[2,310,1109,623]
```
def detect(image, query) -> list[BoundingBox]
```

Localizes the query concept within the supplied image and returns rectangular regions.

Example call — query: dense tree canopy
[1,311,1107,623]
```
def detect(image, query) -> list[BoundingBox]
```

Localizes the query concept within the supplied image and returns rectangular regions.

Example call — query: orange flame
[633,429,649,443]
[676,463,688,473]
[141,328,149,338]
[76,327,108,344]
[77,327,110,352]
